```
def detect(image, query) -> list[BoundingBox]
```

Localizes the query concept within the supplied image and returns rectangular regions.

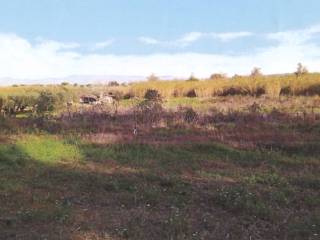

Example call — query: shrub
[136,100,163,126]
[295,84,320,96]
[219,87,244,96]
[107,90,123,101]
[135,89,164,126]
[123,92,135,99]
[248,102,261,113]
[108,81,120,87]
[0,95,37,116]
[280,86,291,95]
[36,91,57,113]
[210,73,227,80]
[183,108,198,124]
[185,89,197,98]
[0,97,5,114]
[144,89,161,101]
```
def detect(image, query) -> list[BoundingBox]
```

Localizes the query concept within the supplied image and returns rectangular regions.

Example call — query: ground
[0,96,319,240]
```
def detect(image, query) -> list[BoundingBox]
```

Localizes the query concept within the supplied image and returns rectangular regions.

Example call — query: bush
[219,87,244,96]
[108,81,120,87]
[108,90,123,101]
[144,89,161,101]
[185,89,197,98]
[123,92,135,99]
[36,91,57,113]
[0,97,5,114]
[295,84,320,96]
[248,102,261,113]
[0,95,37,116]
[210,73,227,80]
[136,100,163,126]
[183,108,198,124]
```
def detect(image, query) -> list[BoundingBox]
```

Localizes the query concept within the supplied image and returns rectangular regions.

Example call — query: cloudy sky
[1,0,320,84]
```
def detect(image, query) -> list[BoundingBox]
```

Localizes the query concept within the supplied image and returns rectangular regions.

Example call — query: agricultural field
[0,75,320,240]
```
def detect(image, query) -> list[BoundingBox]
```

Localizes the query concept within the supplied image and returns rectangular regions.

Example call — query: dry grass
[126,73,320,98]
[1,73,320,102]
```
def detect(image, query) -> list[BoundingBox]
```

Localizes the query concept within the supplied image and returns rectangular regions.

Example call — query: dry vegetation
[1,71,320,102]
[0,73,320,239]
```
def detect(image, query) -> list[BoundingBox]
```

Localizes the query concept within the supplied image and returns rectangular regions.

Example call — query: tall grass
[1,73,320,100]
[127,73,320,98]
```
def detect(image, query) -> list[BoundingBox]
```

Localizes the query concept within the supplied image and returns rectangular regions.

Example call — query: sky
[1,0,320,84]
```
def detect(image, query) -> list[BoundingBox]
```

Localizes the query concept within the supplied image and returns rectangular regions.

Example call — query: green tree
[251,67,262,77]
[36,91,57,113]
[295,63,308,77]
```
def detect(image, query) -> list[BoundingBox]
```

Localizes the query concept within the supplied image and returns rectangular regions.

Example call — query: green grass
[82,143,201,172]
[119,99,143,108]
[15,135,82,163]
[1,134,291,171]
[244,172,287,187]
[81,141,317,173]
[0,145,28,167]
[214,185,271,219]
[0,133,319,239]
[164,97,203,109]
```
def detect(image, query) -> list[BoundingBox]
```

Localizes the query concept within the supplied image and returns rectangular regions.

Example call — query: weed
[290,175,320,190]
[0,145,28,167]
[17,205,70,224]
[214,186,271,219]
[287,215,320,240]
[244,172,287,187]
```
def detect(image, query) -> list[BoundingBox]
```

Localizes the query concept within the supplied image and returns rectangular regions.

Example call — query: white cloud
[177,32,205,46]
[1,26,320,85]
[138,37,160,45]
[36,40,81,50]
[212,32,253,42]
[91,39,114,50]
[138,31,254,47]
[267,24,320,45]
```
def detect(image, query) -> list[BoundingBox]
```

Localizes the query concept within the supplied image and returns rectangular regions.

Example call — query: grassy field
[0,83,320,239]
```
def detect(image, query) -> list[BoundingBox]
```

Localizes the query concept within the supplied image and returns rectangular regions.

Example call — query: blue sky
[0,0,320,83]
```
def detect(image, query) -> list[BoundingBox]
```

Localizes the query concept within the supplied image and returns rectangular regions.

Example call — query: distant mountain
[0,75,176,86]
